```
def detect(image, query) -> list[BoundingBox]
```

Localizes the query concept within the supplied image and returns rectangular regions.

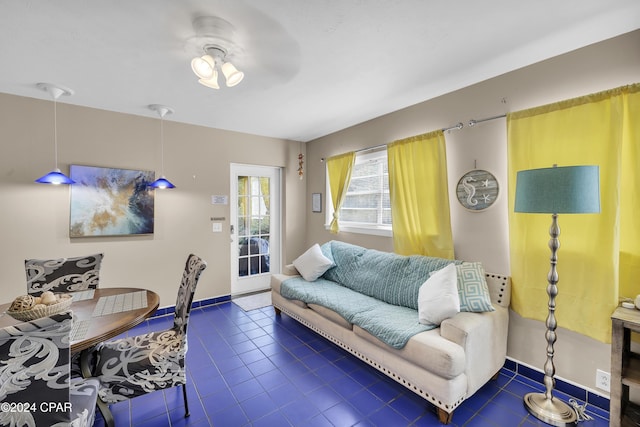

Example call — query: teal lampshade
[514,165,600,214]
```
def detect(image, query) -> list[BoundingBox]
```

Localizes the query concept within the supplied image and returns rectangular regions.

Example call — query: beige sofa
[271,263,511,424]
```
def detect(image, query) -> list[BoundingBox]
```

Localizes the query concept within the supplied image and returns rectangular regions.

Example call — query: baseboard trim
[503,357,610,414]
[151,294,231,317]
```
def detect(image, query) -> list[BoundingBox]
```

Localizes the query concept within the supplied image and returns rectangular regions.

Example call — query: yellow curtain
[238,176,248,217]
[326,152,355,233]
[259,177,270,214]
[619,86,640,302]
[507,83,640,343]
[388,130,454,258]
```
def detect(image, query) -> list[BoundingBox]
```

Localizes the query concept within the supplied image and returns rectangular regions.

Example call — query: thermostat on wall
[211,195,228,205]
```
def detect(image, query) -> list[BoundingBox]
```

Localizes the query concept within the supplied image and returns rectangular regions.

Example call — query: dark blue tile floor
[92,301,609,426]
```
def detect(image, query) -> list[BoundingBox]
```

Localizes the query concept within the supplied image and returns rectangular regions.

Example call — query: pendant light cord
[160,114,165,176]
[147,103,175,188]
[53,97,59,170]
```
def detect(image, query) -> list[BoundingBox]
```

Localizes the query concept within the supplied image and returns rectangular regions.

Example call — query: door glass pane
[239,258,248,277]
[237,175,271,277]
[238,215,247,236]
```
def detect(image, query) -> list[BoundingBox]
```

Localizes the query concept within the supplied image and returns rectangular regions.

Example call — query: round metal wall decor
[456,169,499,211]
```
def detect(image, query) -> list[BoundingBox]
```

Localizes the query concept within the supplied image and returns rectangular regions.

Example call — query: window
[327,149,391,236]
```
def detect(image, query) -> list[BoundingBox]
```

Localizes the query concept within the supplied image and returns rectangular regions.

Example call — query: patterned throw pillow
[456,262,495,312]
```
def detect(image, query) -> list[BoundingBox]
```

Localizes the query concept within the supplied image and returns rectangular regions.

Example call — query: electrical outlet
[596,369,610,392]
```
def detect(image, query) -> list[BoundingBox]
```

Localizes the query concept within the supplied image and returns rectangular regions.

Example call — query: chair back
[173,254,207,334]
[25,253,103,296]
[0,311,73,425]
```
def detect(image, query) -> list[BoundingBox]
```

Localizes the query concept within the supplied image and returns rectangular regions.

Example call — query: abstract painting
[69,165,155,237]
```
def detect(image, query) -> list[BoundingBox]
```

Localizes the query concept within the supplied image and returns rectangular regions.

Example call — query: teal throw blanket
[321,241,459,310]
[281,276,435,349]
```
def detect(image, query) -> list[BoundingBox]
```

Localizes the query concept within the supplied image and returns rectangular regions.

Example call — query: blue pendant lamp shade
[148,104,176,189]
[34,83,76,185]
[151,176,175,189]
[35,169,75,184]
[514,165,600,214]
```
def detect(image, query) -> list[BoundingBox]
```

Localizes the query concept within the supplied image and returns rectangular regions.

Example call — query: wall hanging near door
[456,169,499,211]
[69,165,155,237]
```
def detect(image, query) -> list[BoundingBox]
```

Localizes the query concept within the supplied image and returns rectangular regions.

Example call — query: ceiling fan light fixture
[191,55,216,79]
[188,17,244,90]
[198,68,220,89]
[221,62,244,87]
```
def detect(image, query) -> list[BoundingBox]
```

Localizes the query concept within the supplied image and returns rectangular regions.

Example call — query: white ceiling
[1,0,638,142]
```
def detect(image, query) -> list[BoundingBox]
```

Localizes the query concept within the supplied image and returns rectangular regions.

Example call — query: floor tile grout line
[106,301,611,427]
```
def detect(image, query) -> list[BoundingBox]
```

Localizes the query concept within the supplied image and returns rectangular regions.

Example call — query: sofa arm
[270,266,302,295]
[283,264,299,276]
[440,306,509,394]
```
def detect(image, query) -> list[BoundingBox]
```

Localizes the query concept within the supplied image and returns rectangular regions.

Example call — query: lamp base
[524,392,577,426]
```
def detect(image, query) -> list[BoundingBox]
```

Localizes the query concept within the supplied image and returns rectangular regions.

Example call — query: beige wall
[1,28,638,399]
[304,30,640,394]
[0,94,306,309]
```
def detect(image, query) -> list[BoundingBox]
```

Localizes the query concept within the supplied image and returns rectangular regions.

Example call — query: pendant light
[35,83,75,184]
[148,104,175,189]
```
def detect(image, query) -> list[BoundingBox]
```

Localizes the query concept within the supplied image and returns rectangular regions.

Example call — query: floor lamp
[514,165,600,427]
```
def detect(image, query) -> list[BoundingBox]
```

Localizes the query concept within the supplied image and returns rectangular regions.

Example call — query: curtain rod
[442,122,464,133]
[353,113,507,154]
[467,113,506,127]
[355,122,460,154]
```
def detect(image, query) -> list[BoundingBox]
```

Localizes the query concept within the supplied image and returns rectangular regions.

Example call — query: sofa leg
[437,408,453,424]
[273,306,281,315]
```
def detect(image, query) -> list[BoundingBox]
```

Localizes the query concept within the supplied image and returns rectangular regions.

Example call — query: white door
[230,164,281,295]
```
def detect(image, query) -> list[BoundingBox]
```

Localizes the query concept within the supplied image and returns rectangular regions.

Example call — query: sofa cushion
[321,240,460,310]
[350,303,437,349]
[308,304,352,329]
[293,244,335,281]
[281,277,380,323]
[353,326,466,379]
[281,277,436,348]
[419,263,460,325]
[456,262,495,312]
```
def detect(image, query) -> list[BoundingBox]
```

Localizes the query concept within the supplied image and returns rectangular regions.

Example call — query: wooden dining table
[0,287,160,353]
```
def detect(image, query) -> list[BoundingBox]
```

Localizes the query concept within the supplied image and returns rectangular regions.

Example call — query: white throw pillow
[292,244,335,282]
[418,263,460,325]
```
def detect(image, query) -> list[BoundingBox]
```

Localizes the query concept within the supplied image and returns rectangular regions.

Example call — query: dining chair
[93,254,207,424]
[0,311,100,427]
[25,253,104,296]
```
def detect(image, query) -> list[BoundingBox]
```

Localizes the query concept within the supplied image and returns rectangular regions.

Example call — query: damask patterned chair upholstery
[93,254,207,421]
[25,253,104,296]
[0,311,99,427]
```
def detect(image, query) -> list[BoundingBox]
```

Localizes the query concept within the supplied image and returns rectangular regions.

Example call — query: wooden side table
[611,306,640,427]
